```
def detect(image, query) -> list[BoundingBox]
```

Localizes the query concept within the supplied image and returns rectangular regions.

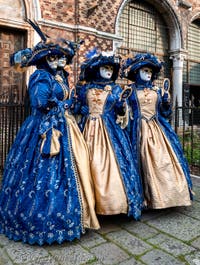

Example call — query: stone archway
[115,0,183,51]
[115,0,185,107]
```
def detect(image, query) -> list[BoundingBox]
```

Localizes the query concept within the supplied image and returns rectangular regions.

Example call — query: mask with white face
[139,67,153,82]
[58,56,67,68]
[46,55,59,70]
[99,65,114,80]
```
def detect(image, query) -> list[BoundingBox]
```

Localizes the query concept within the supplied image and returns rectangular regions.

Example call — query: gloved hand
[162,92,169,103]
[59,98,74,109]
[81,105,89,115]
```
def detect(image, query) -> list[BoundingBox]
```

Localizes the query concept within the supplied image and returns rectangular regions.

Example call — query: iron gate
[0,27,27,183]
[174,105,200,176]
[0,94,30,180]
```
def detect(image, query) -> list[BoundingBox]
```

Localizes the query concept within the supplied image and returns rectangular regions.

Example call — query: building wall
[0,0,200,90]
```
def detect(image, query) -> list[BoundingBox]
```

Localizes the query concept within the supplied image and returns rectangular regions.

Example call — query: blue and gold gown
[77,81,143,220]
[129,83,193,209]
[0,67,99,245]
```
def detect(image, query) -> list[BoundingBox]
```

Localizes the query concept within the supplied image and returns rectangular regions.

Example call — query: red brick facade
[0,0,200,86]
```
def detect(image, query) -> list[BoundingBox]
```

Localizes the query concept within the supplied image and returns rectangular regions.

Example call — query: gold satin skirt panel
[83,117,128,215]
[140,118,191,209]
[65,111,100,229]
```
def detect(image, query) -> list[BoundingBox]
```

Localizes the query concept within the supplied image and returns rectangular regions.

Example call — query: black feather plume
[25,19,48,42]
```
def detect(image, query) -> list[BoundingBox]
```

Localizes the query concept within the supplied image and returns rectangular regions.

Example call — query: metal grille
[175,105,200,176]
[0,28,27,179]
[0,102,29,170]
[186,20,200,85]
[117,0,170,86]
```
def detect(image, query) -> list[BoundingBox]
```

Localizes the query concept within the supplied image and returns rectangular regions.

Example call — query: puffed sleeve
[112,85,126,115]
[111,85,130,129]
[74,82,88,114]
[28,70,53,111]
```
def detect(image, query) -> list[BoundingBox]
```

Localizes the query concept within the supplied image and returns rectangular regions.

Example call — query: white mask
[58,56,67,68]
[46,55,58,70]
[139,67,153,82]
[100,65,114,80]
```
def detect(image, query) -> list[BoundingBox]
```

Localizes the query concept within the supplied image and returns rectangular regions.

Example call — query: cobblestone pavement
[0,176,200,265]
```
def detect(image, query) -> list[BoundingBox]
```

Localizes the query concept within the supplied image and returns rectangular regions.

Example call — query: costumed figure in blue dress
[0,21,99,245]
[121,53,193,209]
[76,50,143,220]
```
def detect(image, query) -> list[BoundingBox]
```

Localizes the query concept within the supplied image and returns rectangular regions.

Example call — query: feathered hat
[10,19,79,70]
[121,53,163,81]
[10,48,33,72]
[57,38,84,65]
[79,48,121,82]
[25,19,67,66]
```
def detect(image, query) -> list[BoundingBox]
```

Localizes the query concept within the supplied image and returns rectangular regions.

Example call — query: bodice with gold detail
[137,88,158,120]
[87,88,109,118]
[54,74,69,101]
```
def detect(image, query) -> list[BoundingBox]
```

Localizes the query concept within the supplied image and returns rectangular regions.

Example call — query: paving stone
[105,230,152,255]
[185,251,200,265]
[23,256,59,265]
[90,242,130,265]
[0,235,11,247]
[79,230,106,248]
[191,176,200,186]
[0,249,13,265]
[122,221,159,239]
[5,242,49,264]
[140,249,184,265]
[193,185,200,202]
[146,212,200,241]
[88,261,104,265]
[177,201,200,220]
[118,257,143,265]
[191,237,200,250]
[147,233,195,256]
[49,243,95,265]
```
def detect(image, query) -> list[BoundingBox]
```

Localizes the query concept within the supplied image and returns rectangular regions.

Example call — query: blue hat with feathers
[24,19,66,66]
[56,38,84,65]
[10,48,33,72]
[26,41,66,66]
[121,53,163,81]
[10,19,80,69]
[79,48,121,82]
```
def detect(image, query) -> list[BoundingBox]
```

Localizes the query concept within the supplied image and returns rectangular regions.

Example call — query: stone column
[169,50,187,127]
[169,50,187,107]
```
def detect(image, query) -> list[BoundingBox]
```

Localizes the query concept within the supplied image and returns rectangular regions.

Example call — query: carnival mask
[58,56,67,68]
[100,65,114,80]
[46,55,59,70]
[139,67,153,82]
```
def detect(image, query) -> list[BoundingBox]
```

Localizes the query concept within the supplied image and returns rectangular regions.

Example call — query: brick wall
[40,0,75,24]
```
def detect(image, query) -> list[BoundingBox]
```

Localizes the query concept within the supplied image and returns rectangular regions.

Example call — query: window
[184,20,200,85]
[117,0,171,85]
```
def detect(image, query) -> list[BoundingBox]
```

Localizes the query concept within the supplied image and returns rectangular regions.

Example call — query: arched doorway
[115,0,185,106]
[116,0,171,87]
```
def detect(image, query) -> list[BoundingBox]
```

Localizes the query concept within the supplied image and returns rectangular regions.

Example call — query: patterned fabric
[129,84,193,206]
[77,81,143,220]
[0,69,84,245]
